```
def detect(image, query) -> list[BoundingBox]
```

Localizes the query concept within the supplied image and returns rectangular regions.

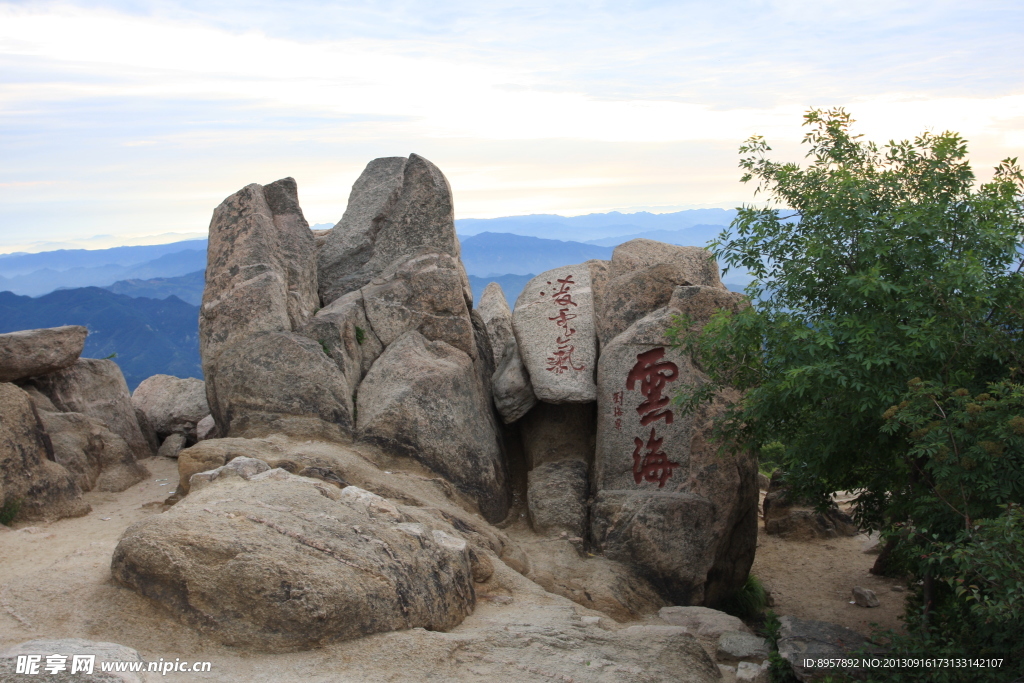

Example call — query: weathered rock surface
[520,402,595,468]
[25,358,152,460]
[318,154,461,305]
[0,638,153,682]
[777,615,880,682]
[0,325,89,383]
[762,472,859,541]
[174,437,287,496]
[39,411,148,493]
[852,586,879,608]
[111,475,477,651]
[209,331,353,440]
[188,455,272,491]
[595,243,728,347]
[658,606,752,637]
[156,432,187,459]
[0,382,89,521]
[360,250,476,358]
[356,331,510,523]
[477,282,536,423]
[195,414,218,441]
[131,375,209,441]
[513,265,597,403]
[299,290,383,400]
[526,460,588,537]
[717,630,770,663]
[592,306,758,605]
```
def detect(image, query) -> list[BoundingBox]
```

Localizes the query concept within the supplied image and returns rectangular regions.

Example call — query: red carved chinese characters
[625,347,680,487]
[543,275,586,374]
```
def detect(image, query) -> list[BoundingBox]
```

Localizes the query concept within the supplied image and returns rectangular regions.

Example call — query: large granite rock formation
[0,325,88,383]
[478,282,536,423]
[591,304,758,606]
[112,473,476,651]
[299,290,383,401]
[355,331,510,523]
[512,264,598,403]
[317,155,461,305]
[131,375,209,443]
[0,382,90,521]
[26,358,153,461]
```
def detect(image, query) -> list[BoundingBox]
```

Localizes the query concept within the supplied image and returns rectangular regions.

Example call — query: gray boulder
[356,331,510,523]
[777,615,880,682]
[512,264,598,403]
[195,414,218,441]
[0,639,153,682]
[318,154,461,305]
[26,358,153,460]
[717,630,770,663]
[592,306,758,605]
[39,411,148,492]
[478,282,537,423]
[131,375,209,442]
[0,382,89,522]
[111,475,476,651]
[156,432,187,459]
[527,459,588,537]
[208,331,353,440]
[658,606,752,637]
[299,289,383,400]
[360,250,476,358]
[0,325,88,383]
[852,586,879,608]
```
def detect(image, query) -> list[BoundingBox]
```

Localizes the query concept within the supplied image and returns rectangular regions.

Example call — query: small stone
[852,586,880,608]
[891,585,905,592]
[717,630,769,663]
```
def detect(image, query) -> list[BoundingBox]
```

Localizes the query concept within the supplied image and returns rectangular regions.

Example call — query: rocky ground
[1,456,907,682]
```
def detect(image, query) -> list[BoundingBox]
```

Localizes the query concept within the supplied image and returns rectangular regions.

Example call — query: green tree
[671,108,1024,676]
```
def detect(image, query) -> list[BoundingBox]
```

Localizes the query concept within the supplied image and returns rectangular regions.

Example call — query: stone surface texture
[0,325,88,383]
[356,331,510,523]
[762,472,859,541]
[39,411,149,492]
[658,606,752,638]
[131,375,209,441]
[0,382,90,521]
[111,475,477,651]
[299,290,383,400]
[776,615,879,682]
[512,265,597,403]
[477,282,536,423]
[156,432,187,459]
[592,305,758,606]
[526,460,588,537]
[318,155,462,305]
[0,639,154,682]
[26,358,153,460]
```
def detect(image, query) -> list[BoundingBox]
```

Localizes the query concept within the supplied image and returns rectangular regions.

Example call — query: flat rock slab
[513,265,597,403]
[0,325,88,383]
[111,475,476,652]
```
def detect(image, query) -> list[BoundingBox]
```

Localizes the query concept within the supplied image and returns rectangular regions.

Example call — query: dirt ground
[1,457,907,681]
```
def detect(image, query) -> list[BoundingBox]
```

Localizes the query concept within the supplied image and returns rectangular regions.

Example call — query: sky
[1,0,1022,252]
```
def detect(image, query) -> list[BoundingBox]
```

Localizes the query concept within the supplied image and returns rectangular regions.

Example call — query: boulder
[356,331,510,523]
[512,264,598,403]
[0,325,88,383]
[717,630,770,664]
[111,476,476,651]
[38,411,148,492]
[299,289,383,399]
[526,460,588,537]
[195,414,218,441]
[25,358,153,460]
[209,331,354,440]
[776,615,880,682]
[360,250,476,358]
[0,382,89,521]
[519,401,596,468]
[199,177,319,360]
[595,244,730,348]
[762,472,859,540]
[478,282,537,423]
[318,154,461,305]
[174,437,287,496]
[134,406,160,453]
[131,375,209,441]
[157,432,187,459]
[852,586,879,608]
[592,306,758,605]
[0,638,153,682]
[658,606,752,637]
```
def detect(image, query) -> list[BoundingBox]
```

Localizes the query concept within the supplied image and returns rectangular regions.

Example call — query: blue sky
[1,0,1022,251]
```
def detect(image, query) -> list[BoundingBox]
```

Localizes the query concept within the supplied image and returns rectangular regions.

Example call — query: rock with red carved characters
[592,306,758,607]
[512,265,597,404]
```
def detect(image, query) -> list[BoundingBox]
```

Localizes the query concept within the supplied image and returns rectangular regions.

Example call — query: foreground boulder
[0,325,88,383]
[0,382,89,521]
[356,331,510,523]
[131,375,209,442]
[25,358,153,460]
[513,265,598,403]
[592,305,758,606]
[111,473,476,651]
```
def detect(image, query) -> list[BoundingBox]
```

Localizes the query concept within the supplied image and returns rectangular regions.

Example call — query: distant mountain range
[0,288,201,391]
[455,208,737,241]
[104,270,205,306]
